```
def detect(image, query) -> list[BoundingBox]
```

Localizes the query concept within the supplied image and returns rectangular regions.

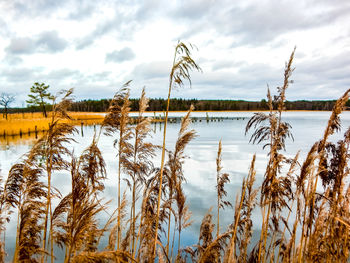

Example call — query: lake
[1,111,350,261]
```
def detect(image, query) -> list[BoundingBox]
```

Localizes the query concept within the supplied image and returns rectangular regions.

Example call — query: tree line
[2,97,348,115]
[1,83,350,118]
[63,97,347,112]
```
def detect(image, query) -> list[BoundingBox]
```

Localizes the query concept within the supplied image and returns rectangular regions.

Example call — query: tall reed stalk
[0,174,6,262]
[5,151,46,262]
[216,140,231,238]
[153,41,201,260]
[102,84,132,250]
[245,48,295,262]
[125,88,155,257]
[39,89,76,263]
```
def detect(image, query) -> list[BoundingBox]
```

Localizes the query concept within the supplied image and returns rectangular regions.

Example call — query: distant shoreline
[135,109,337,113]
[4,98,345,113]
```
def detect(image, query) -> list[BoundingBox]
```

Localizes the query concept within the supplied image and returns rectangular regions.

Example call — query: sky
[0,0,350,106]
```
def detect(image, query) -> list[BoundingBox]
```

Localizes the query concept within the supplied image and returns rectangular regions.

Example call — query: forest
[69,98,343,112]
[2,98,345,114]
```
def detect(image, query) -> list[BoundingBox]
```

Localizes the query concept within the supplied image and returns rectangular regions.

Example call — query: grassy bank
[0,111,225,137]
[0,112,105,137]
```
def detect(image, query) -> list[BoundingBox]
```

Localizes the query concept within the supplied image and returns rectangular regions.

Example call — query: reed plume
[153,41,201,260]
[32,88,77,263]
[297,89,350,262]
[223,154,257,263]
[183,208,231,263]
[245,48,295,262]
[71,250,133,263]
[196,208,215,260]
[303,126,350,262]
[162,105,196,258]
[136,173,168,262]
[216,140,232,238]
[0,172,6,262]
[5,150,47,262]
[122,88,155,257]
[103,83,133,250]
[52,150,107,263]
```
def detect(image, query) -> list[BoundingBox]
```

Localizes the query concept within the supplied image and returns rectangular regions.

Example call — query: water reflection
[0,133,39,149]
[1,111,350,261]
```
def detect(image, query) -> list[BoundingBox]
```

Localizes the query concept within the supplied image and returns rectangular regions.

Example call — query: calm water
[1,111,350,261]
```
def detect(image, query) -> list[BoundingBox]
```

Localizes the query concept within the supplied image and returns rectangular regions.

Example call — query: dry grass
[0,112,104,136]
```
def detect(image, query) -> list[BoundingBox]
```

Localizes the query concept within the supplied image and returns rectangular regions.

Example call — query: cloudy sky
[0,0,350,106]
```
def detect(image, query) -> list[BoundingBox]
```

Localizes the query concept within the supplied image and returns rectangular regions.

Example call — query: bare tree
[0,93,15,120]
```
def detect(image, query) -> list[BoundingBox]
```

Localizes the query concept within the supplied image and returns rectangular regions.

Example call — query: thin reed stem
[153,47,176,261]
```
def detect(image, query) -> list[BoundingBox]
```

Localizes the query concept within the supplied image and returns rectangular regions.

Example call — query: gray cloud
[0,18,10,37]
[192,50,350,101]
[74,1,166,50]
[134,0,165,21]
[5,0,350,49]
[2,67,37,82]
[0,67,80,98]
[5,31,68,55]
[3,55,23,65]
[132,61,170,80]
[36,31,68,53]
[212,60,245,71]
[290,51,350,99]
[3,0,68,17]
[67,1,95,20]
[75,38,93,50]
[175,0,350,46]
[75,4,130,50]
[298,52,350,76]
[5,37,35,55]
[45,68,82,81]
[75,17,125,50]
[88,71,111,82]
[105,47,135,63]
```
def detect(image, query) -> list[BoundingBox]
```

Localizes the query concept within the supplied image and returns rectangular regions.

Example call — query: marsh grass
[0,112,104,137]
[1,45,350,263]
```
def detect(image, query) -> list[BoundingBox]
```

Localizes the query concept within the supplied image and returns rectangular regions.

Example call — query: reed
[166,105,196,258]
[123,88,155,257]
[216,140,232,238]
[102,83,133,250]
[245,48,295,262]
[52,137,107,263]
[2,45,350,263]
[153,41,201,261]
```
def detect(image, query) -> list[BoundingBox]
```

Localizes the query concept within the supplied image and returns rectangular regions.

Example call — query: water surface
[1,111,350,261]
